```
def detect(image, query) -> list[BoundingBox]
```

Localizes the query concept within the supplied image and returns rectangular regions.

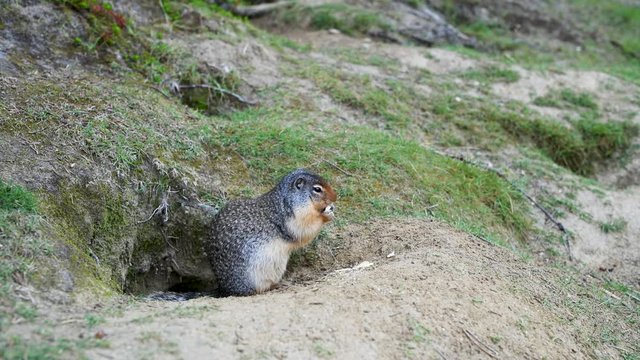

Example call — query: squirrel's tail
[145,291,207,301]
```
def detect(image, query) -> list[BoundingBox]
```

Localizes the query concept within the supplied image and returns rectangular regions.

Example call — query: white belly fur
[249,238,291,293]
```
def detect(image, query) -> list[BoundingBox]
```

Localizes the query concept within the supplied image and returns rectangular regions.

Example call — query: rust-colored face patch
[322,183,337,203]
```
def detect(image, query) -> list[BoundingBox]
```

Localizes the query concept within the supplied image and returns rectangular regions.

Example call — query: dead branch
[471,233,494,246]
[463,329,498,358]
[227,1,294,18]
[146,85,172,99]
[437,151,573,260]
[178,84,257,105]
[323,159,356,177]
[611,40,640,60]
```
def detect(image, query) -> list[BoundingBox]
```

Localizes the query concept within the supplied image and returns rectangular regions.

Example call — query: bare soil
[33,219,627,359]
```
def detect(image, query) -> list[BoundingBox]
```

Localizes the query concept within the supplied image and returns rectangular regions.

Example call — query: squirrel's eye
[313,186,323,193]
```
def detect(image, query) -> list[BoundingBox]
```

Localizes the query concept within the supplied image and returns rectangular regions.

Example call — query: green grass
[0,181,37,213]
[0,181,50,338]
[125,39,241,112]
[599,218,627,233]
[457,21,521,51]
[570,0,640,59]
[0,335,108,360]
[297,63,417,128]
[283,3,391,36]
[55,0,243,112]
[211,107,532,242]
[296,59,638,176]
[462,65,520,84]
[492,109,638,175]
[438,0,640,84]
[51,0,128,47]
[85,313,106,329]
[533,88,598,110]
[0,181,47,287]
[327,47,400,69]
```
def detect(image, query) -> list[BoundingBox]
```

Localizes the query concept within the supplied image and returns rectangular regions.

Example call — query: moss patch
[42,182,131,294]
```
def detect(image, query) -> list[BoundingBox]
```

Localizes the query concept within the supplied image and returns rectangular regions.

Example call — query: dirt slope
[17,219,619,359]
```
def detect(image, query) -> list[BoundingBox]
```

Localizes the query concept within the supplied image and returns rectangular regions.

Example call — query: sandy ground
[52,219,611,359]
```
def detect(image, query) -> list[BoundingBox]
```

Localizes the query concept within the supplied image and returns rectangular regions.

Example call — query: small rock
[328,28,341,35]
[58,269,75,292]
[205,19,220,32]
[95,330,107,339]
[180,10,203,29]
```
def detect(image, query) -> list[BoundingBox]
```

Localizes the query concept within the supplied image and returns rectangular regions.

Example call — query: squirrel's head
[280,169,337,223]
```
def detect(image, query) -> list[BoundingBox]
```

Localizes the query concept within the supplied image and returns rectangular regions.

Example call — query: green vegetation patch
[212,107,531,242]
[282,3,391,36]
[571,0,640,59]
[487,108,637,175]
[0,334,108,360]
[533,88,598,110]
[297,61,637,176]
[0,181,62,355]
[53,0,244,113]
[0,181,37,213]
[0,180,48,287]
[599,218,627,234]
[51,0,128,47]
[440,0,640,84]
[456,21,520,52]
[462,65,520,84]
[327,47,400,69]
[297,63,423,128]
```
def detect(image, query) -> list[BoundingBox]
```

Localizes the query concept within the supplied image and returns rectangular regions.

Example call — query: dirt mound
[31,219,623,359]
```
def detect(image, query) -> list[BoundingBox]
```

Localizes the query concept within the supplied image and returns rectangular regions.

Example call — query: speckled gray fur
[206,169,333,297]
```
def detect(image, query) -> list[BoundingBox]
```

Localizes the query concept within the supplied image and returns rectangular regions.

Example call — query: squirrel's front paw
[322,203,335,221]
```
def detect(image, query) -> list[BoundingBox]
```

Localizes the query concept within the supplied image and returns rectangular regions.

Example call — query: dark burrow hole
[118,192,373,298]
[122,197,326,298]
[166,276,214,293]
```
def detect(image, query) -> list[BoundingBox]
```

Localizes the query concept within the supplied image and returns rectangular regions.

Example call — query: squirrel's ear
[294,177,305,190]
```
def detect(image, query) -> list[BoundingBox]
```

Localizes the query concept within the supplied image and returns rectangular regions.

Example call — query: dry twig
[322,159,356,177]
[463,329,498,358]
[226,1,294,18]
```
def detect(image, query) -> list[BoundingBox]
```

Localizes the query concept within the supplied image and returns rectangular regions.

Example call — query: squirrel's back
[206,169,336,297]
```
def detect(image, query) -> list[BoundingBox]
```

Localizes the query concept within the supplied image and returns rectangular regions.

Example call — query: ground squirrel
[206,169,337,296]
